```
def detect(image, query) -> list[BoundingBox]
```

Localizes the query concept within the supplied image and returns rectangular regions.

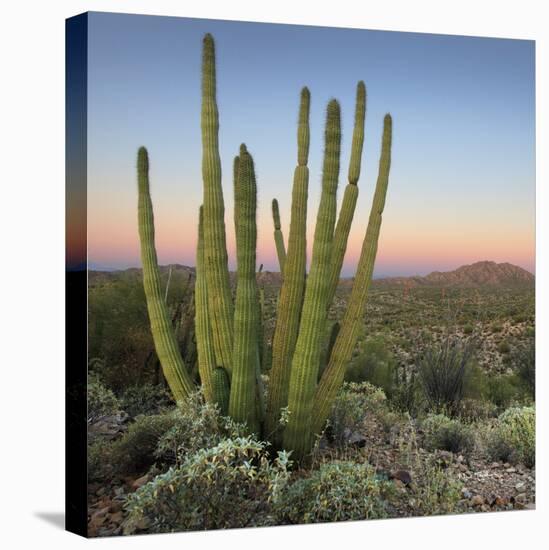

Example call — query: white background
[0,0,546,547]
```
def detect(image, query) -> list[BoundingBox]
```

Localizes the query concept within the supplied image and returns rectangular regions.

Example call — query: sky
[85,12,535,276]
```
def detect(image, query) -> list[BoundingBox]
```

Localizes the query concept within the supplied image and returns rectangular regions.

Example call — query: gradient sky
[86,12,535,276]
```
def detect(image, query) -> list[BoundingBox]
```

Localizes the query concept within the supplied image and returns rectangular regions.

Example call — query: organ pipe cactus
[283,99,342,457]
[201,34,234,376]
[326,81,366,306]
[313,114,392,436]
[229,145,260,433]
[137,33,393,462]
[136,146,195,402]
[265,87,310,443]
[271,199,286,273]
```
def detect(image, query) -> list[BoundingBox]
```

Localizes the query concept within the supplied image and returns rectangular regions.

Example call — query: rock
[493,496,508,507]
[461,488,472,499]
[490,462,501,469]
[458,464,469,473]
[348,431,367,448]
[131,474,150,490]
[390,470,412,486]
[110,511,124,524]
[505,467,516,473]
[91,506,110,521]
[515,493,526,503]
[515,482,525,491]
[471,495,485,506]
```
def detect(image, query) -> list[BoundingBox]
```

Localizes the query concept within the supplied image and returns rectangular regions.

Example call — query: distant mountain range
[372,261,534,288]
[89,260,534,289]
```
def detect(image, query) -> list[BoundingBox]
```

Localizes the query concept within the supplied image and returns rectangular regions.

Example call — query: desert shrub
[485,373,525,408]
[421,414,474,454]
[275,461,394,524]
[511,339,535,396]
[111,412,178,474]
[155,392,246,464]
[417,335,477,415]
[328,382,386,445]
[119,383,174,417]
[391,368,422,416]
[463,324,474,335]
[345,337,396,395]
[87,373,120,422]
[410,459,462,516]
[455,398,498,421]
[497,341,511,354]
[485,406,535,467]
[88,439,113,482]
[124,437,291,533]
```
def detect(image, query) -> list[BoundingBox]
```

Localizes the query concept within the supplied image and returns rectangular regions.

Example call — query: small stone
[461,488,472,499]
[515,493,526,503]
[391,470,412,486]
[471,495,485,506]
[91,506,110,521]
[515,482,525,491]
[110,511,124,524]
[131,474,150,490]
[505,467,516,473]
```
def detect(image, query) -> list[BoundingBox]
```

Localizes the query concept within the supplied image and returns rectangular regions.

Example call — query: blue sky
[86,12,535,276]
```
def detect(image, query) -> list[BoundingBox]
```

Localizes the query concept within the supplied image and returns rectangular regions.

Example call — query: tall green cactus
[138,33,393,462]
[136,146,195,402]
[195,206,220,404]
[228,144,260,433]
[201,33,234,376]
[265,87,310,442]
[272,199,286,273]
[326,81,366,306]
[283,99,341,459]
[313,114,392,435]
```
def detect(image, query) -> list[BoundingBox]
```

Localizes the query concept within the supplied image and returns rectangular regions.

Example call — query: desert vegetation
[86,33,535,536]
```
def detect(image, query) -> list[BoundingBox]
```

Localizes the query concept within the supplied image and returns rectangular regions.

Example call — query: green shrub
[497,341,511,354]
[87,373,120,422]
[119,383,174,417]
[485,373,525,409]
[328,382,386,445]
[111,411,178,474]
[417,335,477,415]
[463,324,474,335]
[456,398,498,422]
[155,392,246,464]
[512,339,535,396]
[88,439,113,482]
[345,337,396,395]
[124,437,291,533]
[275,461,394,524]
[421,414,474,454]
[486,406,535,467]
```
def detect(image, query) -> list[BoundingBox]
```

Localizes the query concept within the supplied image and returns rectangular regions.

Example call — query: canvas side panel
[65,12,88,538]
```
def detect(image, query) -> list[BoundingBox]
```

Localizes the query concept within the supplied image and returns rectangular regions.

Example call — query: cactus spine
[313,114,392,435]
[195,205,220,404]
[136,146,195,402]
[272,199,286,273]
[283,99,341,459]
[265,87,310,442]
[326,81,366,306]
[201,33,234,376]
[228,144,260,433]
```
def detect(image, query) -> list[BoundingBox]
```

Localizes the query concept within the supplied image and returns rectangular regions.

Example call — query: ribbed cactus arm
[136,147,195,402]
[229,145,260,433]
[283,99,342,460]
[272,199,286,273]
[326,81,366,306]
[195,205,222,404]
[313,114,392,435]
[201,33,234,375]
[265,87,310,442]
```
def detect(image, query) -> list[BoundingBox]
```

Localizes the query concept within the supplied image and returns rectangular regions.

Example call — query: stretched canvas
[66,11,535,538]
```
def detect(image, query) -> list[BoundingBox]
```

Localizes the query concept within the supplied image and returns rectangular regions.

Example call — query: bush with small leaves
[88,439,113,482]
[275,460,394,524]
[119,383,174,417]
[111,412,178,474]
[88,373,120,422]
[497,341,511,354]
[512,339,535,396]
[328,382,387,446]
[155,392,246,465]
[124,437,291,533]
[421,414,474,454]
[485,406,535,467]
